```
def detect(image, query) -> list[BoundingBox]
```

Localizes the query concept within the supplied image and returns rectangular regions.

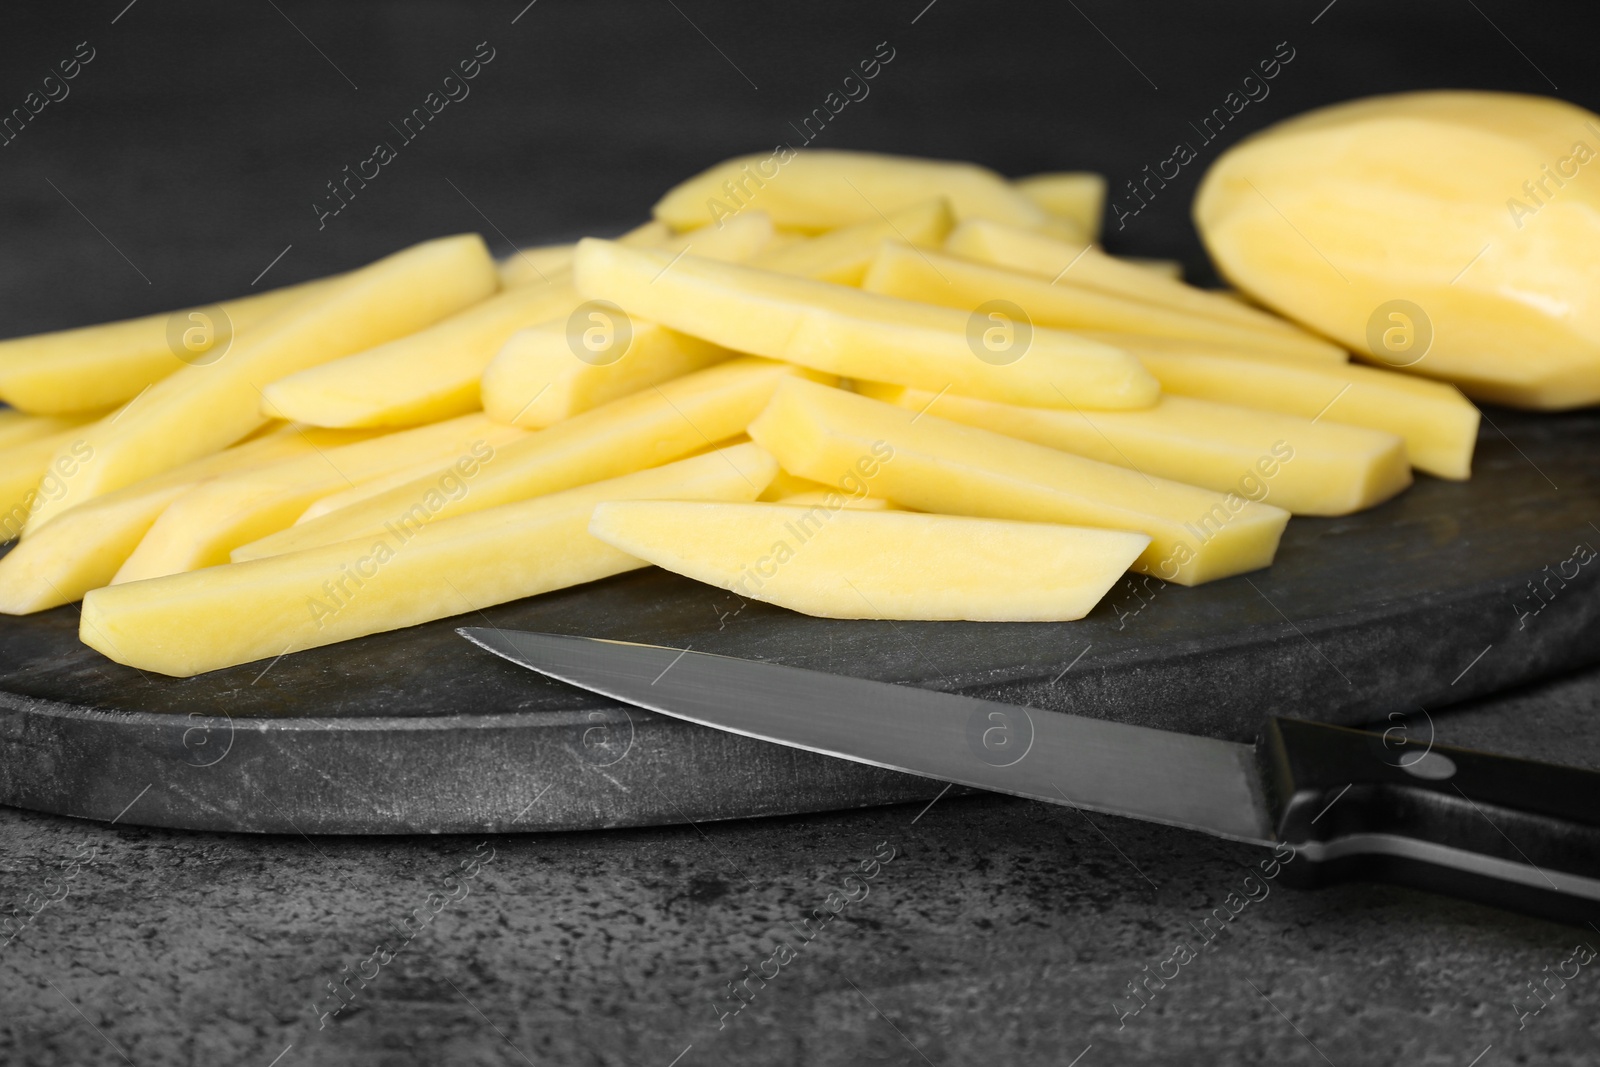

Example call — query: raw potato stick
[858,383,1412,516]
[262,279,580,428]
[864,240,1343,363]
[0,423,102,539]
[481,319,734,429]
[776,489,892,510]
[748,199,954,285]
[0,274,332,415]
[590,502,1149,620]
[0,425,372,613]
[748,378,1289,586]
[232,357,818,561]
[1133,349,1480,480]
[655,210,776,262]
[79,443,777,677]
[653,150,1045,231]
[0,408,104,451]
[572,238,1158,410]
[1013,172,1107,239]
[944,219,1338,353]
[114,414,529,581]
[497,244,576,288]
[25,234,497,533]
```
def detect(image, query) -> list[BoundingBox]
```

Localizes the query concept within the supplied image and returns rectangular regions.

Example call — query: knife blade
[460,627,1600,925]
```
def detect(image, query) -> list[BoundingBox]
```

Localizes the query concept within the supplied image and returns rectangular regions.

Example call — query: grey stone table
[2,661,1597,1067]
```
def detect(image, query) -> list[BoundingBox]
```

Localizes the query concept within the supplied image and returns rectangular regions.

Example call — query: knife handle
[1262,717,1600,926]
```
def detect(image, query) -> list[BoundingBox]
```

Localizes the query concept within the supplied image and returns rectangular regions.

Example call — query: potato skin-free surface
[27,234,498,533]
[1196,90,1600,408]
[591,501,1148,621]
[80,444,776,677]
[573,238,1158,411]
[749,379,1289,586]
[860,383,1412,516]
[233,358,815,561]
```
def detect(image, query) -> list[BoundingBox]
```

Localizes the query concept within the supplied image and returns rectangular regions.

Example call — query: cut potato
[865,240,1342,363]
[80,443,776,677]
[1014,172,1107,238]
[0,275,331,415]
[658,210,776,262]
[858,383,1411,516]
[1125,258,1185,280]
[1134,349,1479,480]
[0,425,370,613]
[758,468,829,501]
[1,422,104,541]
[1034,216,1093,244]
[591,502,1147,620]
[944,220,1335,353]
[261,278,577,428]
[653,150,1046,232]
[748,379,1289,585]
[114,414,529,582]
[748,199,954,284]
[233,357,816,561]
[497,244,575,288]
[0,408,104,451]
[777,489,892,510]
[617,219,675,248]
[25,234,497,534]
[1194,91,1600,408]
[573,238,1157,410]
[295,458,466,524]
[481,319,733,429]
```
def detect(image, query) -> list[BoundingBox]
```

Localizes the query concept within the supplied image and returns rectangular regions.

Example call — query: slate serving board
[0,405,1596,834]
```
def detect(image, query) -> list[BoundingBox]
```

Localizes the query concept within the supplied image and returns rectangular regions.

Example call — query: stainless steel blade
[460,628,1276,844]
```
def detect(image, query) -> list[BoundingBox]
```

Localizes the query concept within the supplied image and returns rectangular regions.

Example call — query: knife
[459,627,1600,925]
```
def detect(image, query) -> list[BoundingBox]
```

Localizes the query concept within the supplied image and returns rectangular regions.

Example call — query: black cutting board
[0,406,1596,834]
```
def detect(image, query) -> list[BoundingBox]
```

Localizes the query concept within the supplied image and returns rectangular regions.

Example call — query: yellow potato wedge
[233,357,817,561]
[858,383,1411,516]
[654,150,1046,231]
[497,244,575,288]
[295,458,464,524]
[617,220,674,248]
[1014,172,1107,238]
[660,210,776,262]
[1035,216,1093,244]
[114,414,529,582]
[0,408,104,451]
[748,379,1289,585]
[865,240,1343,363]
[776,489,892,510]
[590,502,1147,620]
[1125,258,1185,280]
[1135,350,1479,480]
[0,275,331,415]
[945,220,1330,352]
[573,238,1157,410]
[26,234,498,533]
[261,279,577,428]
[80,443,776,677]
[0,425,370,613]
[748,199,954,284]
[481,318,733,429]
[502,222,676,289]
[1,423,101,542]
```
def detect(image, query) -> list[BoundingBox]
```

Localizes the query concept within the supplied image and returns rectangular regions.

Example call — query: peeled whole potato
[1195,91,1600,409]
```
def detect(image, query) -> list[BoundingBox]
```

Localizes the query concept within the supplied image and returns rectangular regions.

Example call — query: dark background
[5,5,1600,1065]
[1,0,1591,337]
